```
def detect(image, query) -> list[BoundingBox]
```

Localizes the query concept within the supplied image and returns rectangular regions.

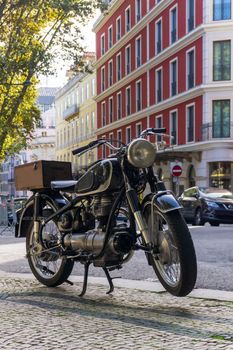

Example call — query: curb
[1,270,233,302]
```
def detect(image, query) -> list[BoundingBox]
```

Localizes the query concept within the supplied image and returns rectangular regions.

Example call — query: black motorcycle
[16,127,197,297]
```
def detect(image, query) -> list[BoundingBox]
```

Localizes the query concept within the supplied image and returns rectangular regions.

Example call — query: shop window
[209,162,232,189]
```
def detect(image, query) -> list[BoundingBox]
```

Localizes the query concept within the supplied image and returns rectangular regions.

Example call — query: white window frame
[136,122,142,137]
[156,67,163,103]
[135,0,142,23]
[86,83,89,100]
[125,44,131,75]
[101,66,105,92]
[109,96,114,123]
[126,126,131,143]
[125,5,131,32]
[186,46,196,90]
[108,25,113,49]
[156,114,163,142]
[169,57,178,97]
[116,52,121,81]
[169,4,178,45]
[117,129,122,142]
[117,92,122,120]
[101,101,106,127]
[116,16,121,41]
[108,59,113,87]
[91,78,95,96]
[155,17,163,55]
[135,35,142,68]
[186,0,196,33]
[136,79,142,112]
[101,33,105,56]
[186,103,195,143]
[91,111,95,131]
[169,109,178,146]
[126,85,131,116]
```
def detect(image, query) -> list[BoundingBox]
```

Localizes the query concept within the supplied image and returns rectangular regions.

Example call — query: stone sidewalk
[0,275,233,349]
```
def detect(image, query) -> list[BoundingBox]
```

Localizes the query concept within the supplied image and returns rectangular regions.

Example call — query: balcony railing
[201,122,233,141]
[63,104,79,120]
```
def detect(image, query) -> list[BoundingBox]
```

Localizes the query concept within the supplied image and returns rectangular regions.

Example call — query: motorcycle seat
[50,180,77,192]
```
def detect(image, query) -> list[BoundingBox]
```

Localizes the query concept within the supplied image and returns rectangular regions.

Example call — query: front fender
[142,191,182,214]
[15,192,68,238]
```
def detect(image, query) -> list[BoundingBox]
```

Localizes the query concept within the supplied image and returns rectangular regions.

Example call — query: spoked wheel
[142,206,197,296]
[26,200,74,287]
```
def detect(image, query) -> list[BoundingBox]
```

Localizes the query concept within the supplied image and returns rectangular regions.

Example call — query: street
[0,224,233,291]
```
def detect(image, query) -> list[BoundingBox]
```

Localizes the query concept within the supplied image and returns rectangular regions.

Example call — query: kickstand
[79,262,90,297]
[103,267,119,294]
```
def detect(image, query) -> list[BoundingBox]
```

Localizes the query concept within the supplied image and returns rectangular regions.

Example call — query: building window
[156,68,162,103]
[102,102,106,127]
[170,6,177,44]
[125,45,131,75]
[116,16,121,41]
[136,36,141,68]
[213,0,231,20]
[126,86,131,116]
[187,49,195,89]
[213,40,231,81]
[116,53,121,81]
[213,100,230,138]
[81,87,84,103]
[109,97,113,123]
[156,115,163,142]
[117,92,122,120]
[136,123,142,137]
[186,105,195,142]
[126,127,131,143]
[170,111,177,145]
[125,6,131,32]
[209,162,231,189]
[91,111,95,131]
[86,114,89,135]
[108,60,113,86]
[117,129,122,143]
[136,0,141,22]
[101,34,105,55]
[156,19,162,54]
[187,0,195,32]
[136,80,142,111]
[92,78,95,96]
[108,26,113,49]
[170,59,177,96]
[86,83,89,99]
[101,66,105,92]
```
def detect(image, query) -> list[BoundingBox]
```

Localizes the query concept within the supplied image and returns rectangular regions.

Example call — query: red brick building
[93,0,233,192]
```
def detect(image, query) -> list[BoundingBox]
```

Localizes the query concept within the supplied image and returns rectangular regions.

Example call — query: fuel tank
[75,159,123,195]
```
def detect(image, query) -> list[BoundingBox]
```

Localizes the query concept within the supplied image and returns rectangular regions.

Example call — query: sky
[39,13,99,88]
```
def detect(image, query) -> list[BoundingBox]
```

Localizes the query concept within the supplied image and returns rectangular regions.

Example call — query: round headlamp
[127,138,156,168]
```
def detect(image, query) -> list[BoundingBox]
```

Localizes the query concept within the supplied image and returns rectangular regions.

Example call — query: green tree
[0,0,105,159]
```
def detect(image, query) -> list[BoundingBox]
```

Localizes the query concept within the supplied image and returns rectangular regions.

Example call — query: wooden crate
[15,160,72,190]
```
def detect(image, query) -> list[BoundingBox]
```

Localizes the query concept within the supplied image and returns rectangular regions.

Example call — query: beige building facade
[55,70,97,173]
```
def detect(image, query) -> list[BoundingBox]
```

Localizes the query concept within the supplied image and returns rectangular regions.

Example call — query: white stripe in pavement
[0,243,26,263]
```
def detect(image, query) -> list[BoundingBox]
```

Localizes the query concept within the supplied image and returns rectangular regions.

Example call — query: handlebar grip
[72,145,89,155]
[151,127,166,134]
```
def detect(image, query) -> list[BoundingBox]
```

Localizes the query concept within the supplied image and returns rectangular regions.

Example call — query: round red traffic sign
[172,165,182,177]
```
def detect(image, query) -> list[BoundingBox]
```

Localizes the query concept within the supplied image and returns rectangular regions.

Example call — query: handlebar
[72,128,167,157]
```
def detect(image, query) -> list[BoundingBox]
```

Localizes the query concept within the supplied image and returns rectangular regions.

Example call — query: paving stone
[0,277,233,349]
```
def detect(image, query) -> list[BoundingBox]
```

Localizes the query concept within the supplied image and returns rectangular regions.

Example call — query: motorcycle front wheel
[26,199,74,287]
[142,206,197,296]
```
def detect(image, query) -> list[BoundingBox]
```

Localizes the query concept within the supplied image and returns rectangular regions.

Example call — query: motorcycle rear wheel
[26,199,74,287]
[142,206,197,296]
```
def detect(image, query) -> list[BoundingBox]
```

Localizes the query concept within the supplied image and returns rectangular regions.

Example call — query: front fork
[126,188,151,246]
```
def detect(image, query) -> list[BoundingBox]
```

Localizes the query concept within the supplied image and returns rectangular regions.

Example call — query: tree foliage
[0,0,105,159]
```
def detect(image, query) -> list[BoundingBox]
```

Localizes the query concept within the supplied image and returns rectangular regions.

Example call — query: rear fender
[142,191,182,214]
[15,192,68,238]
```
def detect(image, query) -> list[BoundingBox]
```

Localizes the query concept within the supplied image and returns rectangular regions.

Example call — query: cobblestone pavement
[0,277,233,349]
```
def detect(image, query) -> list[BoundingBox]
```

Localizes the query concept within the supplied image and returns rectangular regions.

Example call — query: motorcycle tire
[26,198,74,287]
[142,206,197,297]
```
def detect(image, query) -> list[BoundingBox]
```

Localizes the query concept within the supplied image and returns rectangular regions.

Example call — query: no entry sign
[172,164,182,177]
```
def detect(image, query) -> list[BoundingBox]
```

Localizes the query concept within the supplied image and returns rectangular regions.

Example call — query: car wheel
[210,222,219,227]
[193,208,204,226]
